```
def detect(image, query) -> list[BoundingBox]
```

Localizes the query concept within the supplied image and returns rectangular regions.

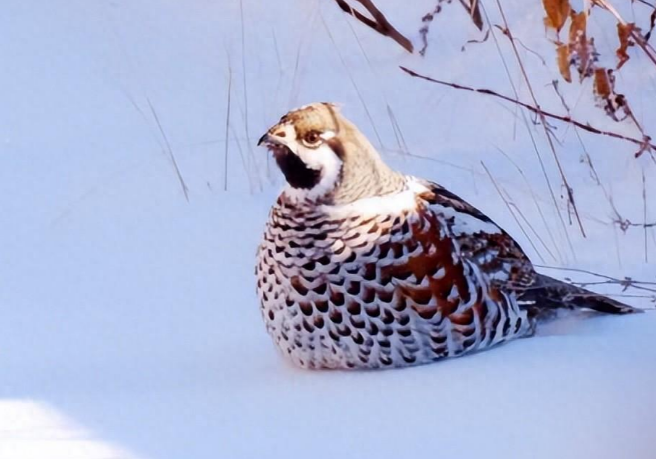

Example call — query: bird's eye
[302,131,322,147]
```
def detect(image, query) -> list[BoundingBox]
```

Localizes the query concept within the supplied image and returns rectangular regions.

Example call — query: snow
[0,401,140,459]
[1,0,655,458]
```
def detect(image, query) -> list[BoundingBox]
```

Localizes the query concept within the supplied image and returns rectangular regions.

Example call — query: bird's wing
[415,180,537,290]
[366,180,535,358]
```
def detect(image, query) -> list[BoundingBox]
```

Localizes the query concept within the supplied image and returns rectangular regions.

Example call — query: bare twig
[633,0,656,9]
[400,66,656,152]
[333,0,413,53]
[239,0,255,180]
[646,8,656,42]
[613,218,656,230]
[494,0,586,238]
[644,170,649,262]
[387,104,409,156]
[493,25,548,66]
[480,2,573,262]
[493,146,560,262]
[321,11,385,149]
[550,80,623,234]
[461,29,491,52]
[419,2,442,56]
[420,0,485,55]
[482,161,546,262]
[458,0,484,30]
[146,98,189,201]
[535,264,656,294]
[341,12,410,155]
[224,53,232,192]
[229,123,253,193]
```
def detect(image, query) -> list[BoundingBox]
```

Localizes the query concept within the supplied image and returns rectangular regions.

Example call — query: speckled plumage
[255,102,639,370]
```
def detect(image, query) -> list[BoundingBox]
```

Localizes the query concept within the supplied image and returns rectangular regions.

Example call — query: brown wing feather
[418,180,538,290]
[383,194,532,358]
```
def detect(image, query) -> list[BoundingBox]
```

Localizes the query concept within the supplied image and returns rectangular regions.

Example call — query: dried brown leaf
[593,68,630,121]
[568,10,587,44]
[557,44,572,82]
[567,11,596,81]
[593,68,611,99]
[616,23,636,69]
[542,0,571,32]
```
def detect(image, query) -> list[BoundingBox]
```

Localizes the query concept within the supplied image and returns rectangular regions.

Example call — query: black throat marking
[274,147,322,189]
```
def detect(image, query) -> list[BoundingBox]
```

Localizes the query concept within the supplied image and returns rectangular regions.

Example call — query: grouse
[255,102,639,370]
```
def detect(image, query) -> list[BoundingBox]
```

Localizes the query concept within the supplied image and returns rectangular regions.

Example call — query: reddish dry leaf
[593,68,611,99]
[557,44,572,82]
[568,10,587,44]
[593,68,629,121]
[566,10,596,82]
[543,0,571,32]
[616,23,636,69]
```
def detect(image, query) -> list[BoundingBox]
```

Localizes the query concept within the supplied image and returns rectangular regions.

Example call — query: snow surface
[2,0,655,458]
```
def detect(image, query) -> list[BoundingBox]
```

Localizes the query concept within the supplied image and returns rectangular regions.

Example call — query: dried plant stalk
[333,0,414,52]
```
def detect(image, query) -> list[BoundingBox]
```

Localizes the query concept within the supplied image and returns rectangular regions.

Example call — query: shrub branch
[332,0,414,53]
[400,66,656,154]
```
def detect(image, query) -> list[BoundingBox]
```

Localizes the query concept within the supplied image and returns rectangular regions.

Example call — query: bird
[255,102,640,370]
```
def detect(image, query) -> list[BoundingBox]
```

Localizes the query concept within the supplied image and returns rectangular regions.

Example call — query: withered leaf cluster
[542,0,639,121]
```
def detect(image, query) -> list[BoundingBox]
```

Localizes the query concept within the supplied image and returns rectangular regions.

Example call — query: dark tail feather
[521,274,642,319]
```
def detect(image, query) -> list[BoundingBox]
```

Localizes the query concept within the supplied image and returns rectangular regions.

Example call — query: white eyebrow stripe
[320,131,336,140]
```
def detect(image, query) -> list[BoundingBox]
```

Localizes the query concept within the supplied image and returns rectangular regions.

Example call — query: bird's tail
[521,274,642,321]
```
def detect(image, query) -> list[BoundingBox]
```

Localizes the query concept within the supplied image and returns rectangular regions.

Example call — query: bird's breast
[255,200,439,369]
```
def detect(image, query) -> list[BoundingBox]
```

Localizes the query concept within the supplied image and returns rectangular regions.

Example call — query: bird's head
[258,102,403,205]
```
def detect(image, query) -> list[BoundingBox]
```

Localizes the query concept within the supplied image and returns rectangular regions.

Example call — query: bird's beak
[258,124,291,148]
[257,129,285,147]
[257,133,275,147]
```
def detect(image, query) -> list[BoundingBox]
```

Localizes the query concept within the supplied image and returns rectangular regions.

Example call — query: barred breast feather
[255,177,533,369]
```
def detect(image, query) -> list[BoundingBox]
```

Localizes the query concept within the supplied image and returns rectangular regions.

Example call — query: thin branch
[494,0,586,238]
[613,218,656,230]
[239,0,250,144]
[224,52,232,192]
[495,29,548,66]
[492,146,560,262]
[461,29,491,52]
[458,0,484,30]
[229,123,253,193]
[481,161,546,262]
[480,2,573,262]
[643,170,649,262]
[333,0,413,53]
[387,104,410,156]
[646,8,656,42]
[239,0,250,151]
[420,0,485,55]
[400,66,656,152]
[534,264,656,293]
[550,80,625,243]
[146,98,189,201]
[238,0,260,191]
[320,10,385,149]
[341,11,410,155]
